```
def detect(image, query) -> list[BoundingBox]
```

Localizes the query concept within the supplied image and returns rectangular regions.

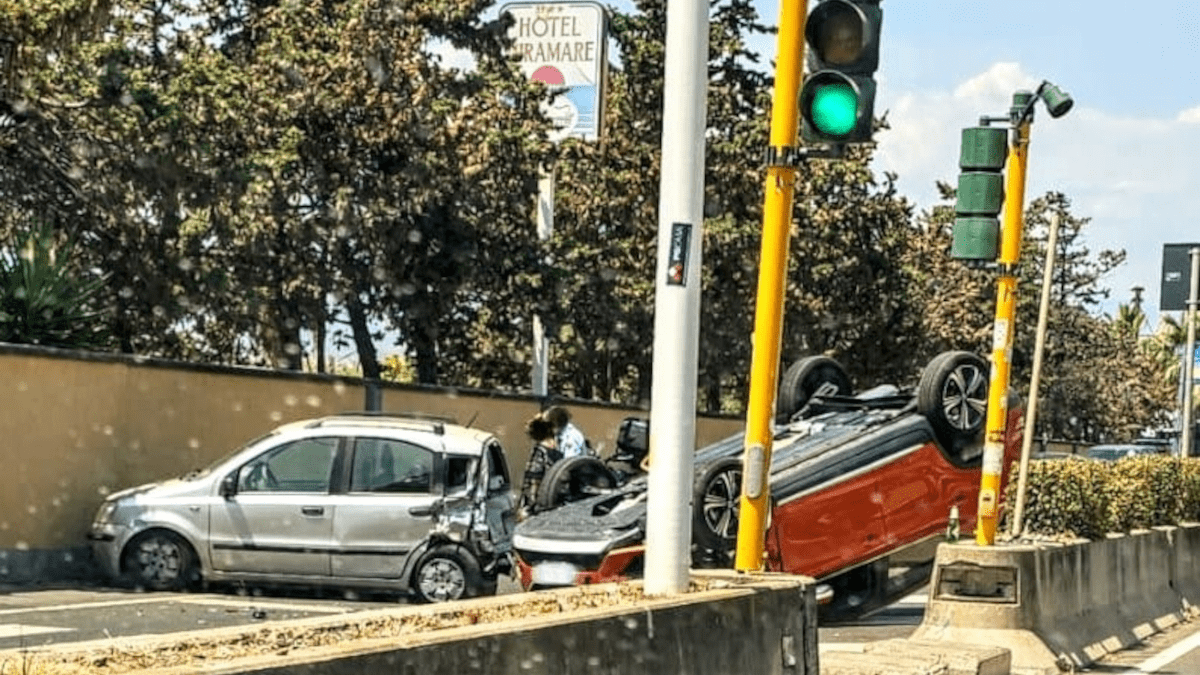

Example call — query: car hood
[108,477,211,503]
[514,481,649,553]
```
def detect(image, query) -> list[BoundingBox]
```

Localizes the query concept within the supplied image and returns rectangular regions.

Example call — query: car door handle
[408,506,433,517]
[301,506,325,517]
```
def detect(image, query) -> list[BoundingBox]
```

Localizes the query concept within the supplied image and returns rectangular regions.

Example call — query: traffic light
[799,0,882,145]
[951,126,1008,260]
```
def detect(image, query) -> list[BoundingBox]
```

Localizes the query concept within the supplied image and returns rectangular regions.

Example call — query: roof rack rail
[308,411,456,435]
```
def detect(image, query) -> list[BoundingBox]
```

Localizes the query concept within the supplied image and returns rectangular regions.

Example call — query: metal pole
[977,106,1030,546]
[1182,248,1199,458]
[644,0,709,595]
[733,0,808,572]
[531,163,554,397]
[1010,213,1059,537]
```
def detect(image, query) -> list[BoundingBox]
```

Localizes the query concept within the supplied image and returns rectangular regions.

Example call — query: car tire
[691,457,743,553]
[411,544,488,603]
[917,350,989,451]
[121,529,200,592]
[777,356,853,424]
[534,456,618,512]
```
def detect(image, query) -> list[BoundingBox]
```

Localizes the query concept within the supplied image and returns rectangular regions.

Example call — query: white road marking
[0,624,74,639]
[179,597,361,614]
[0,595,360,618]
[1117,630,1200,674]
[0,596,177,616]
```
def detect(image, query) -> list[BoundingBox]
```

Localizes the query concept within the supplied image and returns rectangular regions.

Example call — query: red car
[512,351,1024,618]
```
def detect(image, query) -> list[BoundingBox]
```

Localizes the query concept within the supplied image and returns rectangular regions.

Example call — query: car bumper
[87,523,127,580]
[517,544,646,590]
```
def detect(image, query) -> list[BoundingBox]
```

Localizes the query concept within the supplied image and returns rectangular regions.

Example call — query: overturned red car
[512,351,1024,618]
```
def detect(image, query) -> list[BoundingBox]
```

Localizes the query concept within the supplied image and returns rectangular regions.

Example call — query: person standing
[544,405,590,458]
[517,415,562,520]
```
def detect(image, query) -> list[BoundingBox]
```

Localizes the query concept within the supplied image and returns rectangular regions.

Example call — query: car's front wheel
[411,545,488,603]
[122,529,199,592]
[534,455,618,512]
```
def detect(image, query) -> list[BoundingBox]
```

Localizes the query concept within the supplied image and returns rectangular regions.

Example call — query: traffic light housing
[799,0,882,145]
[951,126,1008,260]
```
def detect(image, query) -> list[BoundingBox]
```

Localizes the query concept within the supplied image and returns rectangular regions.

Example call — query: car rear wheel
[534,455,618,512]
[777,356,853,423]
[917,351,989,451]
[691,457,743,553]
[122,530,199,592]
[412,545,487,603]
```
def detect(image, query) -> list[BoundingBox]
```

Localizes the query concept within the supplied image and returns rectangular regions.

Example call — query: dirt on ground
[0,580,714,675]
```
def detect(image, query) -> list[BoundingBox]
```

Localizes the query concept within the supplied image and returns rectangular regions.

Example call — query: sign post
[502,2,607,395]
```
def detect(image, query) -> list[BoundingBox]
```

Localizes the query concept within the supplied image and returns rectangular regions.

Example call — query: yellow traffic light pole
[975,116,1029,545]
[734,0,807,571]
[975,81,1072,544]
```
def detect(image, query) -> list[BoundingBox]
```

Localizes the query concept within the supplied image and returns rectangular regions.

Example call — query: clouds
[873,62,1200,327]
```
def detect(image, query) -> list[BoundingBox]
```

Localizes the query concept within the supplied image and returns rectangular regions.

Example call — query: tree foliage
[0,1,1178,441]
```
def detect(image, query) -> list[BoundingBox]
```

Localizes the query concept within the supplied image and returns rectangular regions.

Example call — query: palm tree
[0,223,112,349]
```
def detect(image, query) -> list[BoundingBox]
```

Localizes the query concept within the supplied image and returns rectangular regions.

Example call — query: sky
[458,0,1200,331]
[862,1,1200,331]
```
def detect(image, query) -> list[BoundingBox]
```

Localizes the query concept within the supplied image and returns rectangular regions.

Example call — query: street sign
[1160,243,1200,311]
[502,1,608,142]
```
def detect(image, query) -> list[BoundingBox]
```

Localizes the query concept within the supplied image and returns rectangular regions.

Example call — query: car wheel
[122,530,199,592]
[412,545,487,603]
[917,351,989,450]
[776,356,853,423]
[534,456,618,512]
[691,457,743,553]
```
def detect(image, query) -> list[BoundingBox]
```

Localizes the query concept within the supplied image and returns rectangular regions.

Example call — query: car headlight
[93,500,120,526]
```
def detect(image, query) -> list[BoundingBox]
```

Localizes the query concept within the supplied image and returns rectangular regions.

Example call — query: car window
[239,437,338,493]
[485,439,511,492]
[446,456,473,493]
[350,437,434,494]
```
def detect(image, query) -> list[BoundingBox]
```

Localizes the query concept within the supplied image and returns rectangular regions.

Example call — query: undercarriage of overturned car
[512,351,1024,621]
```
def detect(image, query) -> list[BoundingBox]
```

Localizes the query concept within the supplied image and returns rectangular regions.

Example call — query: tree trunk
[347,296,381,379]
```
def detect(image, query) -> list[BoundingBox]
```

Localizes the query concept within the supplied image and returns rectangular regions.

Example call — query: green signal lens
[809,83,858,136]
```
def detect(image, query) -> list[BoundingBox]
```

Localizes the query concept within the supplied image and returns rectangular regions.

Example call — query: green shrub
[1002,455,1193,540]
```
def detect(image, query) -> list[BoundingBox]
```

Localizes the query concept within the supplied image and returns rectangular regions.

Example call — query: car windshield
[181,430,280,480]
[1086,445,1154,461]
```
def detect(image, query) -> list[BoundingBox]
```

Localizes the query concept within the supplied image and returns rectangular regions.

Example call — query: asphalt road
[3,581,1200,673]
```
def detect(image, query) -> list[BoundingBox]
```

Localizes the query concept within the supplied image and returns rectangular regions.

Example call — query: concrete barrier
[2,571,819,675]
[912,526,1198,673]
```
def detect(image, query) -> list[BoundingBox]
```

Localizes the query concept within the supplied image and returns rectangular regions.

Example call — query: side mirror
[220,473,238,499]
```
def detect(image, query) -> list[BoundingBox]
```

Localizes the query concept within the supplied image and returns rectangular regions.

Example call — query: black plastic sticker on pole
[667,222,691,286]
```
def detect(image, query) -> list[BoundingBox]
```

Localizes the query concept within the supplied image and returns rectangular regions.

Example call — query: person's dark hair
[526,415,555,442]
[544,406,570,431]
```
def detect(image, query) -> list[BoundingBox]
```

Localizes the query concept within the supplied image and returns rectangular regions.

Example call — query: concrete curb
[820,638,1009,675]
[1,571,820,675]
[911,526,1199,672]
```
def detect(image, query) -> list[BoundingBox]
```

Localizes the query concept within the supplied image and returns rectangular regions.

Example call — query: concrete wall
[0,344,742,583]
[4,572,820,675]
[913,526,1200,673]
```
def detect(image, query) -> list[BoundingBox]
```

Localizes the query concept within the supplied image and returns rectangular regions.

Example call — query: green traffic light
[809,82,858,137]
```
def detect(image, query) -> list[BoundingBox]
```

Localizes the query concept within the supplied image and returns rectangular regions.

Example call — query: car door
[330,436,441,578]
[878,440,973,550]
[769,473,889,580]
[208,436,340,576]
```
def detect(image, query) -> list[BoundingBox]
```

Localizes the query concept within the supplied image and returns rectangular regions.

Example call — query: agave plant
[0,223,112,349]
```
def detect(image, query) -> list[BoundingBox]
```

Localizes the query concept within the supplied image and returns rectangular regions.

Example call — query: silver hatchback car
[88,413,516,603]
